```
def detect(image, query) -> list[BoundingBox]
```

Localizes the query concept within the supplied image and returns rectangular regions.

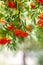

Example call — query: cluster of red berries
[0,38,11,45]
[13,29,28,37]
[38,13,43,27]
[0,23,28,44]
[6,24,28,37]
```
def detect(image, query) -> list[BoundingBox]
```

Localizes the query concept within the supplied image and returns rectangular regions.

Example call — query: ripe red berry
[8,1,16,8]
[38,19,43,27]
[38,0,43,4]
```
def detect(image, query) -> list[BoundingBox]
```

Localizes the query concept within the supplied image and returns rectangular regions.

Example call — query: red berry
[8,1,16,8]
[38,0,43,4]
[38,19,43,27]
[6,24,14,30]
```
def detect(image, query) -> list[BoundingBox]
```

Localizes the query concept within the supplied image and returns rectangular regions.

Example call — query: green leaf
[0,13,4,18]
